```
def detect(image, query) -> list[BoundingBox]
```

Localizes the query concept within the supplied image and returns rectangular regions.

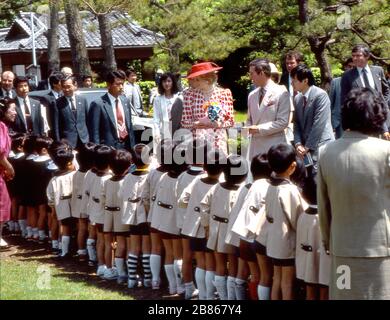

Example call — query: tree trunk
[63,0,91,83]
[97,13,117,77]
[46,0,60,73]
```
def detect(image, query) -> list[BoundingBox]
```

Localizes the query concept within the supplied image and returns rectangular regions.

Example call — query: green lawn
[234,109,247,124]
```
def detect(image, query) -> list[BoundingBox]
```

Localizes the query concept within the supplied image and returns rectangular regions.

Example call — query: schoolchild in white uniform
[46,147,76,258]
[201,155,248,300]
[71,143,94,262]
[296,174,330,300]
[102,149,132,283]
[265,143,307,300]
[87,145,113,277]
[177,139,206,300]
[179,150,224,300]
[142,139,171,290]
[120,144,152,288]
[228,154,272,300]
[152,141,188,295]
[79,143,98,266]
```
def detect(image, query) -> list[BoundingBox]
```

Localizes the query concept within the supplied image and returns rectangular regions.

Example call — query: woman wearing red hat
[181,62,234,153]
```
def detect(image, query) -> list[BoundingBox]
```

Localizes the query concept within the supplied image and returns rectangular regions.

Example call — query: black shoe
[56,252,71,260]
[52,248,60,255]
[88,260,97,267]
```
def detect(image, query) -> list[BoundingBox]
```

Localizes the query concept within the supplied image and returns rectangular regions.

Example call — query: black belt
[92,197,100,203]
[128,197,141,203]
[194,206,200,212]
[60,195,72,200]
[77,195,82,200]
[157,201,173,209]
[105,206,121,212]
[151,196,156,201]
[212,215,228,223]
[266,215,274,223]
[85,191,90,197]
[301,244,313,252]
[249,206,259,213]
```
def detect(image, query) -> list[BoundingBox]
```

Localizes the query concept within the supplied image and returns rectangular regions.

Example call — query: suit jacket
[88,93,135,149]
[0,88,16,98]
[247,80,291,159]
[279,72,291,94]
[293,85,334,155]
[318,131,390,257]
[170,96,183,137]
[10,96,44,135]
[329,77,342,130]
[53,95,89,148]
[341,66,390,132]
[41,91,59,138]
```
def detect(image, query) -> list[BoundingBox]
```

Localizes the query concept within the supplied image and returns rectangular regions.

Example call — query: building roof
[0,11,163,53]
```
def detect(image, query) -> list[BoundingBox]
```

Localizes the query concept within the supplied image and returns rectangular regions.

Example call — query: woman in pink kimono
[0,98,16,248]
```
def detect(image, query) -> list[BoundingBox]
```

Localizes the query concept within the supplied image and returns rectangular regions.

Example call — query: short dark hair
[125,68,136,77]
[342,87,387,135]
[342,58,353,68]
[110,149,132,175]
[53,148,74,170]
[13,76,29,88]
[35,136,53,154]
[267,143,297,174]
[250,153,272,180]
[49,72,64,87]
[285,51,304,63]
[158,73,179,95]
[61,75,77,85]
[204,150,224,176]
[11,133,26,153]
[184,139,209,166]
[156,138,174,167]
[76,142,96,170]
[290,157,307,188]
[302,174,317,205]
[94,145,114,171]
[82,74,92,82]
[290,64,316,86]
[23,134,37,155]
[0,97,16,120]
[249,58,271,77]
[131,143,151,168]
[223,154,248,185]
[106,70,126,84]
[352,44,370,58]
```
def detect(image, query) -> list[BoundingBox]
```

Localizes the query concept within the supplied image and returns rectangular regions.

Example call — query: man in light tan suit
[246,58,291,160]
[318,88,390,300]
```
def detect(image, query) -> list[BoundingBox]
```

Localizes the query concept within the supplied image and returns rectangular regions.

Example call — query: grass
[234,109,247,124]
[0,256,130,300]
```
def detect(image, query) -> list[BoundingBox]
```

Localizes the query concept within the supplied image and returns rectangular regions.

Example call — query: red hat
[186,62,222,79]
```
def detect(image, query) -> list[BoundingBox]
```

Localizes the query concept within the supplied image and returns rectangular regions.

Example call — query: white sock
[86,238,97,262]
[77,249,87,255]
[14,221,20,232]
[32,228,39,238]
[195,268,207,300]
[8,221,15,231]
[58,238,62,250]
[52,240,59,249]
[26,226,33,237]
[38,230,46,240]
[142,254,151,283]
[258,285,271,300]
[205,271,216,300]
[115,258,126,276]
[214,275,227,300]
[164,264,177,290]
[18,220,27,234]
[235,278,247,300]
[184,282,196,300]
[227,276,236,300]
[48,231,52,238]
[150,254,161,282]
[61,236,70,256]
[173,259,184,291]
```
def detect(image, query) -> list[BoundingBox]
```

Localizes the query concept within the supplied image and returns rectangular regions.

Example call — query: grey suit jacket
[11,96,44,135]
[293,85,334,154]
[329,77,341,130]
[318,131,390,257]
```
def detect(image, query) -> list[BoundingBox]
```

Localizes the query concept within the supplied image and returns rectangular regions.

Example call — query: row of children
[6,133,330,300]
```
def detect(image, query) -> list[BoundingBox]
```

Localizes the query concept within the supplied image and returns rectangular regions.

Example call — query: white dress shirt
[357,66,375,89]
[107,93,126,138]
[17,95,49,134]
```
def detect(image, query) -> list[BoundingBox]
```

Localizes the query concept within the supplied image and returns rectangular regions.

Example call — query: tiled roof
[0,11,163,53]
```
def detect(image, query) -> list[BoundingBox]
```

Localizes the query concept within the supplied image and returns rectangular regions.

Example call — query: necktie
[362,68,372,89]
[23,98,33,132]
[115,98,128,140]
[303,96,307,108]
[6,90,11,98]
[259,87,266,105]
[69,97,77,119]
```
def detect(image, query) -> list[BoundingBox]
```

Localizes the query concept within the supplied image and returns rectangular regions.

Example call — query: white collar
[302,86,313,99]
[8,150,15,158]
[26,154,38,160]
[13,152,25,159]
[34,155,51,162]
[357,65,370,73]
[107,92,121,105]
[308,204,318,209]
[190,166,204,172]
[47,161,58,171]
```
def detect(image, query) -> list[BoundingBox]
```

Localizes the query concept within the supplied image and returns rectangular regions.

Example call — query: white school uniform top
[46,171,75,221]
[175,170,205,229]
[81,170,97,218]
[151,173,180,235]
[201,183,240,254]
[265,178,308,260]
[88,173,113,224]
[225,183,252,247]
[71,170,87,218]
[232,179,270,245]
[120,172,148,225]
[142,168,166,223]
[180,177,218,238]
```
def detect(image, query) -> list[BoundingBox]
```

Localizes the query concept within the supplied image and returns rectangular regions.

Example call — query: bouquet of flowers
[197,101,229,127]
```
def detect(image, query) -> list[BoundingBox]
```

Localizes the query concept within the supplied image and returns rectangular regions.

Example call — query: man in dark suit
[279,51,304,97]
[88,70,135,150]
[53,75,89,149]
[0,71,16,99]
[341,44,390,140]
[10,76,45,135]
[41,72,63,138]
[292,65,334,176]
